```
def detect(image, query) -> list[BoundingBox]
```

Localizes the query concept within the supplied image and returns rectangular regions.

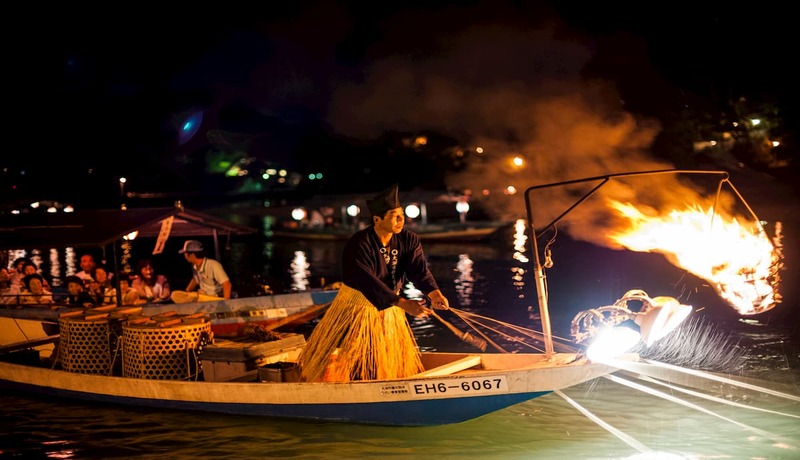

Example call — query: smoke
[326,2,729,248]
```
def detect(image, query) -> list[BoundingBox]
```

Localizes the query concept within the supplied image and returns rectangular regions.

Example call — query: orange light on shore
[606,201,783,315]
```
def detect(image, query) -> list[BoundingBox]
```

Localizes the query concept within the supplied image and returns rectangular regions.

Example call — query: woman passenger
[20,273,54,305]
[131,259,171,303]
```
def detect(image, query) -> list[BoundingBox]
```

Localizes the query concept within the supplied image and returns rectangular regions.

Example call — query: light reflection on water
[289,250,311,291]
[454,253,474,306]
[5,248,81,289]
[3,223,799,459]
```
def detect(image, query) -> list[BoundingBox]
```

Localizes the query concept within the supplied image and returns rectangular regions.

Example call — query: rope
[429,310,491,351]
[437,306,579,354]
[108,332,123,376]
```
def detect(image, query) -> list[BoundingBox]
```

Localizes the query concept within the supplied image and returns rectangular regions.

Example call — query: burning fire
[606,200,783,315]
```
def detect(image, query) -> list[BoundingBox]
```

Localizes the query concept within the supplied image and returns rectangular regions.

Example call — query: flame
[606,200,783,315]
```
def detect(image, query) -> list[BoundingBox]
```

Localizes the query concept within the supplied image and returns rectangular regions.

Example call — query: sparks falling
[606,201,783,315]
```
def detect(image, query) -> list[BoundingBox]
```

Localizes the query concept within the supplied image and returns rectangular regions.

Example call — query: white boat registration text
[409,375,508,397]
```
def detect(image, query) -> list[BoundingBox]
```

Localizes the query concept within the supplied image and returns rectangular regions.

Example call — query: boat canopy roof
[0,206,256,250]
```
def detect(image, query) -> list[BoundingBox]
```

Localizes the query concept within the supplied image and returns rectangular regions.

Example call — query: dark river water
[2,195,799,459]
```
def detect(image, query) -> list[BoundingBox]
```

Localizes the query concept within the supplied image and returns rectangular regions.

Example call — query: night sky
[5,1,796,207]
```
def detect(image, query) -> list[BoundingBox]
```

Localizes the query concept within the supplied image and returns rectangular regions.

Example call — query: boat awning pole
[213,229,221,260]
[111,242,122,306]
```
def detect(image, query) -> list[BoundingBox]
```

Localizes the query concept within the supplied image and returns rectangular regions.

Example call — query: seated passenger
[131,259,171,303]
[104,273,140,306]
[20,273,54,305]
[75,253,99,283]
[63,275,97,308]
[87,266,115,305]
[1,268,22,305]
[8,257,32,289]
[21,260,52,290]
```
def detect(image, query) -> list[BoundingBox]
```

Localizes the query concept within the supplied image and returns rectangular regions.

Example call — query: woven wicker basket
[58,318,112,375]
[121,320,210,380]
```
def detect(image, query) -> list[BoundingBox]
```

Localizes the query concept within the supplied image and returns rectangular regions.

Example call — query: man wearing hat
[171,240,232,303]
[299,183,450,382]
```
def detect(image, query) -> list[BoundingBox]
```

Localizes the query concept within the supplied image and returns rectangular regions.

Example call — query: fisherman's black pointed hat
[366,183,401,217]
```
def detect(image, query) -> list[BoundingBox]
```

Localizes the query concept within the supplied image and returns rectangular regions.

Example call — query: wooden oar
[430,310,487,351]
[170,291,224,304]
[265,302,332,331]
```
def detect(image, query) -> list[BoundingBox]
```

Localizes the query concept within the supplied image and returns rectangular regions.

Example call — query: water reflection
[5,248,78,289]
[48,249,61,286]
[511,218,528,293]
[289,251,310,291]
[402,283,423,301]
[5,249,26,265]
[64,248,77,284]
[454,254,474,306]
[28,249,44,279]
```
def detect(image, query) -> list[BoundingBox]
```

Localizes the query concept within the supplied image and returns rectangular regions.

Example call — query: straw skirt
[298,284,423,382]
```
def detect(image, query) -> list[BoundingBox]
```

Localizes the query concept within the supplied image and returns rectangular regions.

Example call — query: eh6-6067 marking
[411,376,508,396]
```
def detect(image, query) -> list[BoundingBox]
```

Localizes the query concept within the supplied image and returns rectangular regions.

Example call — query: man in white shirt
[177,240,232,300]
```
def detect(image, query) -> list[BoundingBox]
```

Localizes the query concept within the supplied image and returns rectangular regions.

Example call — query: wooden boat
[0,300,633,426]
[0,194,626,427]
[0,342,631,426]
[272,221,510,242]
[0,177,647,427]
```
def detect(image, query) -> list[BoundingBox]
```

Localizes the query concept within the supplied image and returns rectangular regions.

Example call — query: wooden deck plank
[415,355,482,377]
[0,335,60,354]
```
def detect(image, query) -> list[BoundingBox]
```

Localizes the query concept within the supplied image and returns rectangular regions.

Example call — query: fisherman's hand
[427,290,450,310]
[398,298,430,318]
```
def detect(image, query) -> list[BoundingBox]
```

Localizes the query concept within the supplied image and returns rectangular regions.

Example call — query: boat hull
[0,352,625,426]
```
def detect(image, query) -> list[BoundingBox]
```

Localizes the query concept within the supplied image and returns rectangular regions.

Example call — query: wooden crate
[202,333,305,360]
[202,333,305,382]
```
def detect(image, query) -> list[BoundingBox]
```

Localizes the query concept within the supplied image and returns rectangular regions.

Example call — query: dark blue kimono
[341,226,439,309]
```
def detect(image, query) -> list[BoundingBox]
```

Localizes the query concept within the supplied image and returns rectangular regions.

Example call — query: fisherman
[298,183,450,382]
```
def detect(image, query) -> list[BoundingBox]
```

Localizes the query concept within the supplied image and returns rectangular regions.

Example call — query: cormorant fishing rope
[107,332,124,376]
[429,310,489,351]
[443,307,579,354]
